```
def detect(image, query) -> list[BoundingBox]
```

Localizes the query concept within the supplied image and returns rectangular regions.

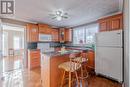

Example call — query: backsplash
[27,43,37,49]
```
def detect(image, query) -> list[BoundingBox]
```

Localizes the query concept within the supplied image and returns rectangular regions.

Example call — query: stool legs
[69,71,71,87]
[75,71,80,87]
[60,71,66,87]
[60,71,80,87]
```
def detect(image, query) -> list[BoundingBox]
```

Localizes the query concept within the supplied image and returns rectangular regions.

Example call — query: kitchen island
[41,50,80,87]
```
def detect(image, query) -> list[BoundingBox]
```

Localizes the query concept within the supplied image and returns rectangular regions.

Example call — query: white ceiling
[2,0,122,27]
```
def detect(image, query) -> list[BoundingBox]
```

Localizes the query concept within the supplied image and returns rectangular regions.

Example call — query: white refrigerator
[95,30,123,82]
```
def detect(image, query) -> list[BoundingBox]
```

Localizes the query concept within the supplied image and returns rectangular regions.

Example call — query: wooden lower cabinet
[87,50,95,69]
[28,49,40,70]
[41,54,70,87]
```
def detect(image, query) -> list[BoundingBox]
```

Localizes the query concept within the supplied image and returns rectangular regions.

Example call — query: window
[73,23,99,45]
[73,27,85,44]
[13,36,21,50]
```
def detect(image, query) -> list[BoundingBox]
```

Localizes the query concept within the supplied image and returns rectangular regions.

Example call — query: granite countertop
[65,47,94,51]
[41,50,80,57]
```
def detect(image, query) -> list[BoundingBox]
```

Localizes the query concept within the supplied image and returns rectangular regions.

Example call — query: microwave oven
[39,34,52,42]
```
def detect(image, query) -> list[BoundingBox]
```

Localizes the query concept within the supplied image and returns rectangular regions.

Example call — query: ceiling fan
[49,10,68,21]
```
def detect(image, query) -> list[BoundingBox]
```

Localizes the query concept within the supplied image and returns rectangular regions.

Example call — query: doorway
[2,24,25,72]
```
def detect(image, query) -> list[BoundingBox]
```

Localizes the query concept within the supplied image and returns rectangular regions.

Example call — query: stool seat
[58,62,81,72]
[72,57,88,63]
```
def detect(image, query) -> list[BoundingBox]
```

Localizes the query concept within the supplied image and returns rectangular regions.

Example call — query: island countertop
[41,50,80,57]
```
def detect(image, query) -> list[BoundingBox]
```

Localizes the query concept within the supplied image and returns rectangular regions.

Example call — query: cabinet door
[27,24,38,42]
[98,19,109,32]
[87,51,95,69]
[28,50,40,69]
[59,29,65,42]
[110,14,123,30]
[38,24,51,34]
[52,29,59,42]
[30,28,38,42]
[65,29,72,42]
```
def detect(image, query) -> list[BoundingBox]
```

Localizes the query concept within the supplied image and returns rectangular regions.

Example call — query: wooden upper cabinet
[98,13,123,32]
[59,29,65,42]
[110,14,123,30]
[65,28,72,42]
[59,28,72,42]
[26,24,39,42]
[51,29,59,42]
[38,24,52,34]
[98,19,110,32]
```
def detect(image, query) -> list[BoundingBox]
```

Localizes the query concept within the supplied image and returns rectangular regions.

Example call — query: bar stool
[72,51,89,87]
[58,53,81,87]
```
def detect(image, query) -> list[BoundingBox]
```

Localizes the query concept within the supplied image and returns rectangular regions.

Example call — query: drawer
[31,61,40,67]
[30,57,40,62]
[30,53,40,58]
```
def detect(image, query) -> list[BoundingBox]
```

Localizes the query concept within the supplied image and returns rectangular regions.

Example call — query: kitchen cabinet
[51,29,59,42]
[87,50,95,69]
[98,18,110,32]
[59,28,72,42]
[59,28,65,42]
[110,14,123,31]
[26,24,39,42]
[98,13,123,32]
[28,49,40,70]
[65,29,72,42]
[38,24,52,34]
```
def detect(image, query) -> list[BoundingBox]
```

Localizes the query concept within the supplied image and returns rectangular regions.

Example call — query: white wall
[0,19,3,87]
[124,0,130,87]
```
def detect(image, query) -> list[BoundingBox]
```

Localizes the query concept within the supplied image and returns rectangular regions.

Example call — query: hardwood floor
[2,67,122,87]
[87,75,122,87]
[1,56,122,87]
[3,56,23,72]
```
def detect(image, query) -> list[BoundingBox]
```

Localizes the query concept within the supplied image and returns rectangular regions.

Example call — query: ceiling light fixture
[49,10,68,21]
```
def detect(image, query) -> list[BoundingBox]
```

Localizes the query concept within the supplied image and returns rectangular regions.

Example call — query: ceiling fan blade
[49,14,55,16]
[62,16,68,19]
[51,17,57,19]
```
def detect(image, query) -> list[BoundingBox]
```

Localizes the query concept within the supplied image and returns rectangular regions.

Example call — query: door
[2,31,8,56]
[96,30,122,47]
[0,19,3,86]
